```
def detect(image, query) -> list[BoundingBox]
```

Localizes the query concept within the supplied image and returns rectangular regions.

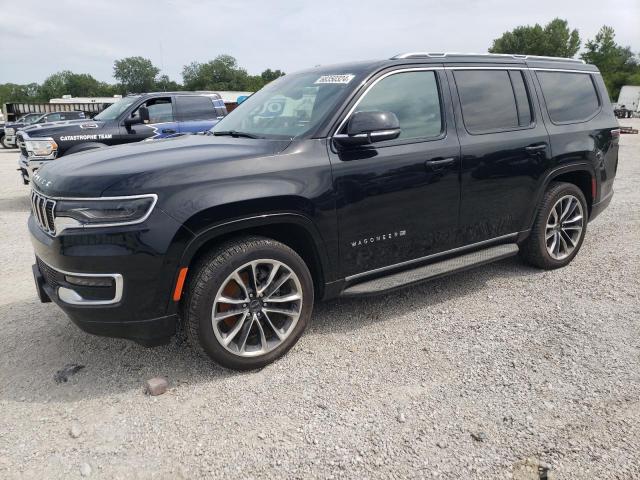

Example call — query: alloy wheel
[211,259,303,357]
[545,194,584,260]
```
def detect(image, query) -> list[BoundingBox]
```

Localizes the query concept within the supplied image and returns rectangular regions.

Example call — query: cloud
[1,0,639,84]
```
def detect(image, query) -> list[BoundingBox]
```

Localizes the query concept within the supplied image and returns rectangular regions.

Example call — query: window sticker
[315,74,355,85]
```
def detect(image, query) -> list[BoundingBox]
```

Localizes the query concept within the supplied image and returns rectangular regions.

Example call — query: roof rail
[391,52,585,64]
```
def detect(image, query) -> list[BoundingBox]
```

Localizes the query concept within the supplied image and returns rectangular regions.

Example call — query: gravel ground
[0,121,639,479]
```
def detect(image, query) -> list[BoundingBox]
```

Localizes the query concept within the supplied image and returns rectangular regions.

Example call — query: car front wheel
[182,236,314,370]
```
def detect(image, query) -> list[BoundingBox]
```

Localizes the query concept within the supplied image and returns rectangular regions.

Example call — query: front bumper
[18,153,54,184]
[18,154,30,184]
[28,209,193,346]
[5,134,16,146]
[31,261,176,346]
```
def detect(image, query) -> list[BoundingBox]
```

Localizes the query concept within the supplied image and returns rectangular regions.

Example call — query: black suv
[29,53,618,370]
[17,92,228,183]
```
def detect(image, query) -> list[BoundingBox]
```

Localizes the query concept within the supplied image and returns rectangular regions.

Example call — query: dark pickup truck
[17,92,227,183]
[3,111,86,148]
[28,53,618,370]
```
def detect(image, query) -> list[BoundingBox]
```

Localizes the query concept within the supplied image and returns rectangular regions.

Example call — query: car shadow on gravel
[0,195,30,213]
[0,256,542,403]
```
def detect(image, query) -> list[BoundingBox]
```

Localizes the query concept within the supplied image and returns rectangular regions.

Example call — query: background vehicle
[615,85,640,118]
[28,53,618,370]
[17,92,228,183]
[2,113,42,148]
[4,111,85,148]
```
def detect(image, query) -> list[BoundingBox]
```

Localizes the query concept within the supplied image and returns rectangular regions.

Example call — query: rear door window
[536,71,600,124]
[454,69,532,134]
[176,96,217,121]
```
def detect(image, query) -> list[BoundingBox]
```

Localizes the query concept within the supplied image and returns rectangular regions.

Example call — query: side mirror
[334,111,401,148]
[124,106,150,126]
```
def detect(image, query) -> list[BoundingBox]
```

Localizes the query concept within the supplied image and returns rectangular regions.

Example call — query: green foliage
[39,71,116,100]
[183,55,285,91]
[113,56,160,94]
[155,74,182,91]
[489,18,581,58]
[580,26,640,100]
[1,54,284,108]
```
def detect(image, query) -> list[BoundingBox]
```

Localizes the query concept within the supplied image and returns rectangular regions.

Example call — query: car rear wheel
[520,181,588,269]
[182,236,314,370]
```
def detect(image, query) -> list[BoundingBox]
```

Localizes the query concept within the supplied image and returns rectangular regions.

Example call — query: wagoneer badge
[351,230,406,247]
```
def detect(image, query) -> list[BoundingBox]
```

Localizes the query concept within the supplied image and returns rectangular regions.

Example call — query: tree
[182,54,252,91]
[260,69,285,83]
[581,26,640,100]
[489,18,581,58]
[113,56,160,94]
[155,74,181,91]
[0,82,41,106]
[39,71,114,100]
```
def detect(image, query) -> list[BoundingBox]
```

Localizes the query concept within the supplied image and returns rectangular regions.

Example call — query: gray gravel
[1,120,639,479]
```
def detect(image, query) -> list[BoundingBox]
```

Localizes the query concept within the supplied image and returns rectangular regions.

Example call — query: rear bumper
[590,190,613,222]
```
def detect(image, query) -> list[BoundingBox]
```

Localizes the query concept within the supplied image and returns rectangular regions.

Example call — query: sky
[1,0,638,85]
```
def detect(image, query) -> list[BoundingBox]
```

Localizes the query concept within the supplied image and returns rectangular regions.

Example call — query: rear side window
[352,70,442,140]
[176,96,217,121]
[537,71,600,124]
[454,70,532,134]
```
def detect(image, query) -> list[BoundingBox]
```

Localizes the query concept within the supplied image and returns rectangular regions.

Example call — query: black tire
[0,134,10,149]
[520,181,588,270]
[182,236,314,370]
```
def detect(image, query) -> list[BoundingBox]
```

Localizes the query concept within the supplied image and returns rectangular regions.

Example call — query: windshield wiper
[213,130,262,139]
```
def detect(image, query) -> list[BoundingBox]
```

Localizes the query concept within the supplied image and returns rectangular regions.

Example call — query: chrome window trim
[332,67,444,137]
[38,257,123,306]
[345,232,519,282]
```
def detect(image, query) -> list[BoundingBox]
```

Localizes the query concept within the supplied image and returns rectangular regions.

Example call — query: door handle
[162,128,176,134]
[525,144,546,152]
[425,157,455,170]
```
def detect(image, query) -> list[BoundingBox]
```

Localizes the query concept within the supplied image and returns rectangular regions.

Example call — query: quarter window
[351,71,442,140]
[454,70,532,134]
[537,71,600,124]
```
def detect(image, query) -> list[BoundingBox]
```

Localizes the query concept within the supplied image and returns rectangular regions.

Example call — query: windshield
[95,96,140,121]
[211,71,359,139]
[19,113,42,124]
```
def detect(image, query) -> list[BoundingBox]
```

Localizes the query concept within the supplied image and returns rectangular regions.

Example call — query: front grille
[30,190,57,235]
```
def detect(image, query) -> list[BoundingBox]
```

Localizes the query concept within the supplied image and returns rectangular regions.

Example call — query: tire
[0,134,10,149]
[182,236,314,370]
[520,181,588,270]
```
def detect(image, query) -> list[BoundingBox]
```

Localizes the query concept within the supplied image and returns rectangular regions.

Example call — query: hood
[22,119,104,137]
[32,134,292,197]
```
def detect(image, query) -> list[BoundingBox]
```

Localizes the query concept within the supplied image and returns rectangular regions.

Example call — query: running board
[341,243,519,297]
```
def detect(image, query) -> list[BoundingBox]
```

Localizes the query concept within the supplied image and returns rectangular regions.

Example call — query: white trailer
[616,86,640,115]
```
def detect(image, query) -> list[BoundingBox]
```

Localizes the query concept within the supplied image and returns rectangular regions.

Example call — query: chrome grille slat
[30,190,56,235]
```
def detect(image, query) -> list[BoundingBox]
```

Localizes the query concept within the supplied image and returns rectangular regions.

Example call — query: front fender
[177,210,332,279]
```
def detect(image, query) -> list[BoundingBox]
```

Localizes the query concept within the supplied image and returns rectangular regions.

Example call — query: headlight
[54,195,157,229]
[25,138,58,157]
